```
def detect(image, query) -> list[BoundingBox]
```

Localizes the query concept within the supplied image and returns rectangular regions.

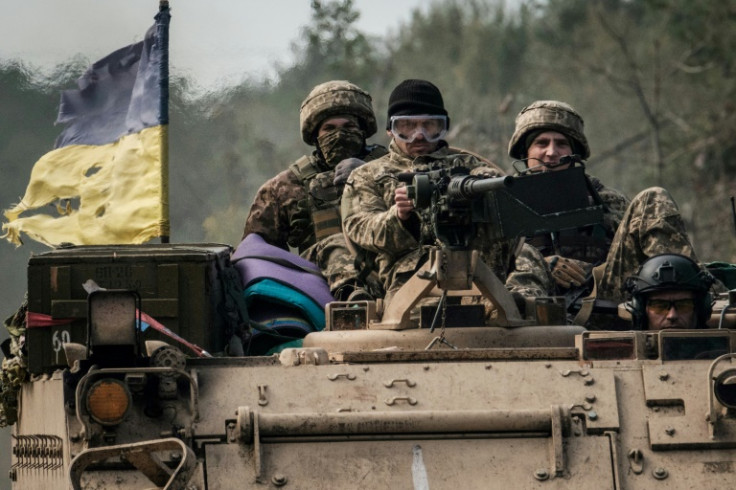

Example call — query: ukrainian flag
[2,5,171,246]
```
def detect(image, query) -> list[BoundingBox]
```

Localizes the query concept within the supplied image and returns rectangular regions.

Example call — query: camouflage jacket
[1,296,28,427]
[526,175,630,265]
[243,144,387,255]
[342,141,553,295]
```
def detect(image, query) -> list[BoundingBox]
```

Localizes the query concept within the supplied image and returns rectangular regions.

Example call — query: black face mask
[317,127,365,167]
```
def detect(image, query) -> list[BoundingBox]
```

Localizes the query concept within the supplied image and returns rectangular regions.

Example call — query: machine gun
[405,163,606,248]
[373,162,605,330]
[406,167,514,249]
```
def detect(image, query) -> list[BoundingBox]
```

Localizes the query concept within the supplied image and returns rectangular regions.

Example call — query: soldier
[624,254,716,330]
[508,100,700,310]
[243,80,387,300]
[342,79,552,308]
[508,100,631,294]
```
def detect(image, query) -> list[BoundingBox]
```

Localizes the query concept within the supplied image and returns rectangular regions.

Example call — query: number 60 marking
[53,329,71,364]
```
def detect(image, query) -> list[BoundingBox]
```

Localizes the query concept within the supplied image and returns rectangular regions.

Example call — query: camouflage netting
[0,295,28,427]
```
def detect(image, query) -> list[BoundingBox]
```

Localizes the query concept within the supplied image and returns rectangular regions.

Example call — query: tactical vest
[289,145,387,251]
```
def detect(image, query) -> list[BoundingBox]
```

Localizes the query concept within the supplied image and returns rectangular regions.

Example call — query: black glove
[333,158,366,187]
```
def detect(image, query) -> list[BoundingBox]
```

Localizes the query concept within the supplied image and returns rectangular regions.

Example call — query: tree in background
[1,0,734,261]
[0,61,82,308]
[281,0,379,91]
[523,0,736,259]
[198,0,384,243]
[374,0,530,165]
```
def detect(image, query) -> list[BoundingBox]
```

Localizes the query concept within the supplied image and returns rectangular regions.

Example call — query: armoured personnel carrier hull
[6,242,736,490]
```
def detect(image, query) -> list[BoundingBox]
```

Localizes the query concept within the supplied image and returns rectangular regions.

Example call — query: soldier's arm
[342,166,419,255]
[242,171,295,250]
[598,186,631,235]
[506,243,556,298]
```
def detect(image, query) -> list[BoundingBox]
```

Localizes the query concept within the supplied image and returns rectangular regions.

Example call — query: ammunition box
[26,244,233,373]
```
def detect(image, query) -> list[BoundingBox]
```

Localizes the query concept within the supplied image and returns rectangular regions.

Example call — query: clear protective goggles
[389,115,448,143]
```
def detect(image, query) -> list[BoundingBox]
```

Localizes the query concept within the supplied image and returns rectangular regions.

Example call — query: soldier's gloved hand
[470,166,501,178]
[546,255,589,289]
[333,158,366,187]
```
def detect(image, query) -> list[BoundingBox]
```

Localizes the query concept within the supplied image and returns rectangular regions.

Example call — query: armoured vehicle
[4,166,736,489]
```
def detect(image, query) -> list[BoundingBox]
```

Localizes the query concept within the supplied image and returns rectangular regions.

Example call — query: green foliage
[0,62,63,312]
[1,0,734,267]
[280,0,379,90]
[532,0,736,260]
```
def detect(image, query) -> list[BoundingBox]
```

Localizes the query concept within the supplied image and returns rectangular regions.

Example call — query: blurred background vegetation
[1,1,735,482]
[0,0,736,314]
[2,0,735,316]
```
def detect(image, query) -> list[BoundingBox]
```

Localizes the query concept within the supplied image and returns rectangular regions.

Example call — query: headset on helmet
[624,253,716,329]
[508,100,590,161]
[299,80,378,145]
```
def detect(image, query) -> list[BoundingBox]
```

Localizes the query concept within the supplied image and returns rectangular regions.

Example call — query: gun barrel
[449,175,513,201]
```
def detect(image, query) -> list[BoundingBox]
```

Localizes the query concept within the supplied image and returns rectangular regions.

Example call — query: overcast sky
[0,0,437,92]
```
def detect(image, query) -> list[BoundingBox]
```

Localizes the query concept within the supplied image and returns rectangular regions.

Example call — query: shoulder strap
[572,263,605,326]
[289,155,322,184]
[362,144,389,162]
[583,174,610,212]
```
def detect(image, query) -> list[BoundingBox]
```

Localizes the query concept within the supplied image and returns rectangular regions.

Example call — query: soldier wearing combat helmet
[624,254,716,330]
[508,100,708,326]
[243,80,387,300]
[508,100,591,164]
[508,100,630,297]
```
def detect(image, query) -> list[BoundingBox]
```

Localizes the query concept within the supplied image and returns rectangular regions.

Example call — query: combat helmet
[508,100,590,160]
[299,81,378,145]
[624,254,716,329]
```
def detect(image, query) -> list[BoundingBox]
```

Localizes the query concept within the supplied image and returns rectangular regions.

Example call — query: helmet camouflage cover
[299,80,378,145]
[508,100,590,160]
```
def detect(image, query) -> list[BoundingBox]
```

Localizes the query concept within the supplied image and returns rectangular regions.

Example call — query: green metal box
[26,243,233,373]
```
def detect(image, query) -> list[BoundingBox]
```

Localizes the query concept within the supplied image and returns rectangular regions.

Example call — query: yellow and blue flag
[2,5,171,246]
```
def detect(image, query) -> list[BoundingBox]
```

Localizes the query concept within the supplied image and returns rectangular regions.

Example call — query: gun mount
[370,165,606,330]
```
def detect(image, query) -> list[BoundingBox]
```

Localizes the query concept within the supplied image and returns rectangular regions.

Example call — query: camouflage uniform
[0,296,28,427]
[243,146,386,296]
[526,175,630,289]
[510,100,630,288]
[343,140,553,301]
[509,101,699,311]
[243,81,387,298]
[595,186,698,304]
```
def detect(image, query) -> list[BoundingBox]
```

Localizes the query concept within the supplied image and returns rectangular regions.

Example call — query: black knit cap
[386,79,449,129]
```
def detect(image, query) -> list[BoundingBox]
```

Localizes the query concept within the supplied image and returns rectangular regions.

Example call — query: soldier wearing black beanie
[386,79,450,130]
[342,76,555,312]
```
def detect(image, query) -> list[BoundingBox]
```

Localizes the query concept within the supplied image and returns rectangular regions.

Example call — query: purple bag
[231,233,334,308]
